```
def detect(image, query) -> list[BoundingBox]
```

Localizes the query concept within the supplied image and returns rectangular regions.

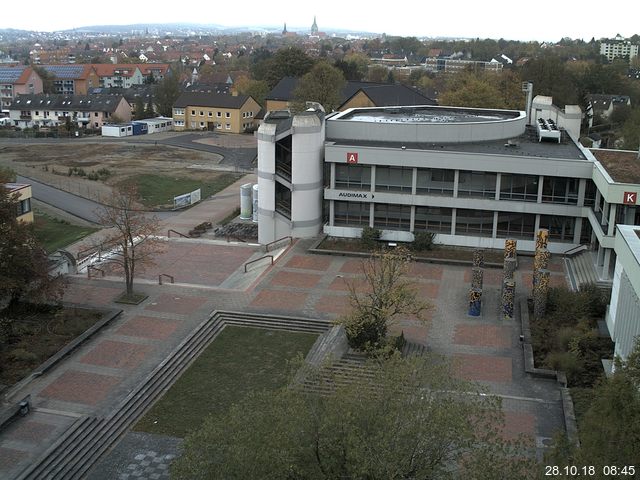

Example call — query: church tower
[282,22,287,35]
[311,16,318,35]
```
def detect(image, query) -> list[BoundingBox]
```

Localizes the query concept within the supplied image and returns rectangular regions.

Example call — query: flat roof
[3,183,30,191]
[333,105,521,124]
[329,134,588,161]
[590,149,640,184]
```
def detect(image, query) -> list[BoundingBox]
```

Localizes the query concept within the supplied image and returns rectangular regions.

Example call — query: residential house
[587,94,631,126]
[9,94,131,130]
[92,64,144,88]
[4,183,33,223]
[39,64,99,95]
[600,35,639,62]
[264,77,436,113]
[0,66,43,114]
[172,92,260,133]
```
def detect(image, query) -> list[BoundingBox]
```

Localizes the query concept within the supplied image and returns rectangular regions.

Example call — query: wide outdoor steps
[16,311,331,480]
[565,251,612,292]
[301,342,427,395]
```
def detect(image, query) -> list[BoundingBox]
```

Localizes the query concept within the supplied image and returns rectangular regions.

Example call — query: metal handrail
[265,236,293,252]
[87,265,105,279]
[168,229,188,238]
[563,244,588,257]
[244,255,274,272]
[158,273,174,285]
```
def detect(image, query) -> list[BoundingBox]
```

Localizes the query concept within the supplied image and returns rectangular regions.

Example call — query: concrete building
[600,36,639,62]
[4,183,33,223]
[9,94,131,129]
[172,92,259,133]
[257,104,640,287]
[39,65,99,95]
[0,66,43,115]
[607,224,640,361]
[422,57,503,73]
[133,116,173,134]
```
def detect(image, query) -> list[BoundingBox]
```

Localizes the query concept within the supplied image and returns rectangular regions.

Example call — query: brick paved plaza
[0,223,570,478]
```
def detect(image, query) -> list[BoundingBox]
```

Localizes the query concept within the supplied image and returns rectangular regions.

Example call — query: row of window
[189,121,232,129]
[175,109,255,118]
[334,165,583,205]
[334,201,581,242]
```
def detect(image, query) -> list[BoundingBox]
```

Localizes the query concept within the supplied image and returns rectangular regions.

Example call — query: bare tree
[337,247,431,352]
[95,183,162,298]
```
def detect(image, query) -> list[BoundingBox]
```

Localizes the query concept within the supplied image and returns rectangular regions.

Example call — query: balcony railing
[275,162,292,182]
[275,201,291,219]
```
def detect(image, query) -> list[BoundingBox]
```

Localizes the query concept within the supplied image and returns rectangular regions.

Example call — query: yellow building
[172,92,260,134]
[5,183,34,223]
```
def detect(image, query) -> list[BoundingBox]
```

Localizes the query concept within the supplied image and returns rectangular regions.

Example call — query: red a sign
[347,152,358,164]
[623,192,637,205]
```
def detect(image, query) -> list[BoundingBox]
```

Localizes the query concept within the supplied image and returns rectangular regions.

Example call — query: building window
[208,111,213,117]
[226,123,231,130]
[200,122,205,128]
[17,197,31,216]
[416,168,454,195]
[414,206,452,233]
[539,215,575,242]
[374,203,411,230]
[225,112,231,118]
[496,212,536,239]
[191,110,196,115]
[334,201,369,227]
[541,176,578,204]
[335,164,371,190]
[455,209,494,237]
[375,166,413,193]
[199,111,204,116]
[174,108,184,115]
[190,122,197,128]
[457,170,497,198]
[217,111,221,117]
[584,179,597,207]
[499,174,538,202]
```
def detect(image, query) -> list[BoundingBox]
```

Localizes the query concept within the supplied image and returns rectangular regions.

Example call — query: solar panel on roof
[42,65,84,79]
[0,67,26,83]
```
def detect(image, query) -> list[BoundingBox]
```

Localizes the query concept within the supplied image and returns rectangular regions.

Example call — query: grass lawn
[126,172,240,208]
[33,211,99,253]
[0,304,103,388]
[134,326,318,438]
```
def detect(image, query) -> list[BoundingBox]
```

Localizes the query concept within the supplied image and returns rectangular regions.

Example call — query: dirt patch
[0,142,226,205]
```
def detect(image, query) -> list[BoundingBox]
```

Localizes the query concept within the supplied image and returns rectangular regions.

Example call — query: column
[537,175,544,203]
[495,173,502,201]
[453,170,460,198]
[330,162,336,189]
[573,217,583,244]
[608,204,617,236]
[451,209,457,236]
[329,200,335,226]
[577,178,586,207]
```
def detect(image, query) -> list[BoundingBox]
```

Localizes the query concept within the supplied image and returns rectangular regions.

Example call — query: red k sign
[624,192,637,205]
[346,152,358,164]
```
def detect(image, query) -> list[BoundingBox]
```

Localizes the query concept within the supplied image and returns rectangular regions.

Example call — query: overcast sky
[6,0,639,42]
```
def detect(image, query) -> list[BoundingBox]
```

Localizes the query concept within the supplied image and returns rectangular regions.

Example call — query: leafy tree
[133,97,145,120]
[253,46,315,88]
[335,52,369,81]
[361,225,381,249]
[293,61,346,112]
[234,76,269,107]
[519,54,579,106]
[367,65,389,83]
[95,183,161,297]
[144,94,155,118]
[0,174,64,312]
[337,247,430,351]
[172,354,536,480]
[32,65,55,94]
[154,72,181,117]
[547,338,640,475]
[439,70,523,110]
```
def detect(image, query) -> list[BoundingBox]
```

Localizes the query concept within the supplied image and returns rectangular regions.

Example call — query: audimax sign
[337,191,369,199]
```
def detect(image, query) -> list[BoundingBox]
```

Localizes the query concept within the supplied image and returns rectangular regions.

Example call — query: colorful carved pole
[533,247,550,291]
[533,269,550,318]
[504,238,517,260]
[473,249,484,268]
[471,267,484,290]
[535,228,549,251]
[468,288,482,316]
[502,279,516,321]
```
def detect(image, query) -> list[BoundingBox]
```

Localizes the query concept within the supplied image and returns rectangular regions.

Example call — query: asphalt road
[18,175,177,224]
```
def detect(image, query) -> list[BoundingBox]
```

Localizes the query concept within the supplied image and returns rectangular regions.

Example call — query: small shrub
[412,231,435,252]
[361,226,381,250]
[87,172,99,181]
[546,351,584,383]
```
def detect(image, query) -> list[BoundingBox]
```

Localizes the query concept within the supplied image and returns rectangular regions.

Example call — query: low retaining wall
[519,298,580,447]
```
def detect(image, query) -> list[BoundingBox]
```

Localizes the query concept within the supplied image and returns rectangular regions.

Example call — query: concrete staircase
[16,311,330,480]
[565,251,612,292]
